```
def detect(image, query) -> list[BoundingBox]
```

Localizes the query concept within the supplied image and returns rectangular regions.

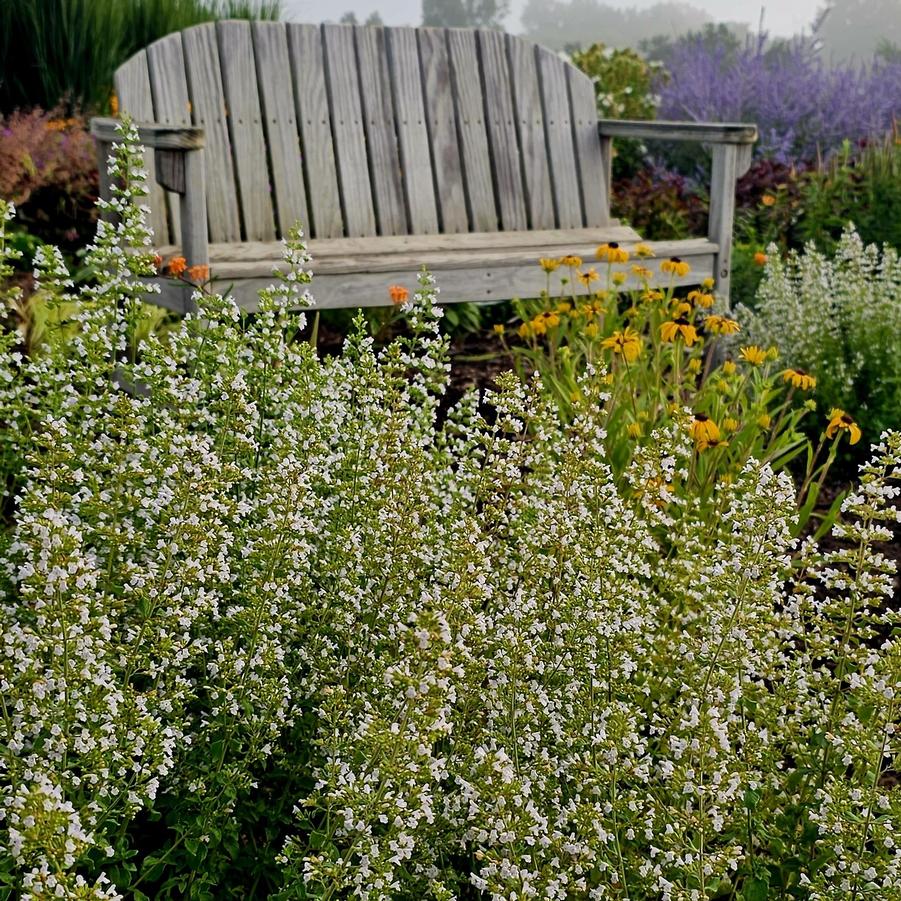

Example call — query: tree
[815,0,901,61]
[421,0,510,29]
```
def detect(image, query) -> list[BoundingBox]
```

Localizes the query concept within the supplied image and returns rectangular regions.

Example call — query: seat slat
[506,36,554,230]
[217,20,276,242]
[251,22,310,238]
[478,29,527,231]
[418,28,468,234]
[355,26,407,235]
[322,24,376,237]
[287,23,343,238]
[446,29,497,232]
[537,46,582,229]
[567,66,609,227]
[114,51,169,244]
[180,25,242,242]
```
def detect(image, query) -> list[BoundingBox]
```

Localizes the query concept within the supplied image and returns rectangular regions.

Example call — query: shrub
[738,228,901,442]
[0,0,281,114]
[610,164,707,239]
[655,31,901,163]
[0,109,98,256]
[1,126,900,900]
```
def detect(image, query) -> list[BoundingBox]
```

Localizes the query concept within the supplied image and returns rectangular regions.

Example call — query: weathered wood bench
[91,22,756,311]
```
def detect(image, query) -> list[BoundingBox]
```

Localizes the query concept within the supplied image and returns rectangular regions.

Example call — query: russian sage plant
[0,125,900,900]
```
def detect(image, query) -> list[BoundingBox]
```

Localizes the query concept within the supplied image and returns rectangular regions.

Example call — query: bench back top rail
[114,21,611,246]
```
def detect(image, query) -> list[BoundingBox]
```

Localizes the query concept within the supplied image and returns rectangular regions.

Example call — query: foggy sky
[282,0,824,37]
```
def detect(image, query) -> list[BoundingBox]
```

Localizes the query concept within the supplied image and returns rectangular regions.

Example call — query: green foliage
[738,228,901,443]
[0,0,281,113]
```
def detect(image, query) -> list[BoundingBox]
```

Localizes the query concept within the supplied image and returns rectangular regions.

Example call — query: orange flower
[152,253,163,271]
[761,193,776,207]
[187,264,210,283]
[167,256,187,276]
[388,284,409,305]
[754,252,768,266]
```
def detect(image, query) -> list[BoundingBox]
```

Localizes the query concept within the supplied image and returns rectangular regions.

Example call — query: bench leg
[708,144,739,307]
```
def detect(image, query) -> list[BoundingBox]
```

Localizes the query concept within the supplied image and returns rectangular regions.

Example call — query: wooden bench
[91,22,756,311]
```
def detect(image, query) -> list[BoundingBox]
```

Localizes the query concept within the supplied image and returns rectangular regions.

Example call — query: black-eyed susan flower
[597,241,629,263]
[689,413,726,451]
[687,357,702,374]
[660,316,698,346]
[601,327,642,362]
[560,254,582,268]
[584,321,600,338]
[782,368,816,391]
[556,301,572,313]
[826,408,861,444]
[641,289,665,304]
[632,264,653,280]
[739,345,767,366]
[577,267,600,287]
[701,276,715,290]
[705,314,741,335]
[627,421,642,438]
[540,257,561,273]
[612,272,627,286]
[673,301,693,317]
[661,256,691,278]
[757,412,772,429]
[723,417,740,432]
[687,289,715,308]
[493,323,505,337]
[635,243,654,258]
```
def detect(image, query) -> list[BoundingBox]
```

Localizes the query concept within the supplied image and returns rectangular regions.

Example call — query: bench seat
[154,228,719,312]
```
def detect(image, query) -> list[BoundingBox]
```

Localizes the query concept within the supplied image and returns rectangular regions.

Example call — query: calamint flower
[596,241,629,263]
[167,255,187,276]
[389,284,409,304]
[601,327,642,362]
[826,408,861,444]
[540,257,561,273]
[740,345,767,365]
[660,316,698,346]
[782,368,816,390]
[704,314,741,335]
[689,413,726,451]
[661,256,690,277]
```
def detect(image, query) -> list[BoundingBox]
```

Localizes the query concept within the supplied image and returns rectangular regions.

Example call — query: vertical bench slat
[251,22,310,238]
[446,29,496,232]
[418,28,468,234]
[506,36,554,230]
[537,47,583,229]
[217,21,276,242]
[114,51,169,244]
[387,27,439,235]
[180,25,242,243]
[287,23,343,238]
[355,25,407,236]
[321,24,376,238]
[478,29,527,232]
[567,66,609,227]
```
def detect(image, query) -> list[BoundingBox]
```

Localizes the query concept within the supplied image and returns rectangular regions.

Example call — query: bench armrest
[90,117,209,309]
[597,118,758,305]
[598,119,757,145]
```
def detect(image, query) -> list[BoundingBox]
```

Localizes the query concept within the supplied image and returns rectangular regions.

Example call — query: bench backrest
[114,22,611,247]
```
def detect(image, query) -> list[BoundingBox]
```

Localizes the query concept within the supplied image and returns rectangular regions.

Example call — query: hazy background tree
[814,0,901,61]
[422,0,509,28]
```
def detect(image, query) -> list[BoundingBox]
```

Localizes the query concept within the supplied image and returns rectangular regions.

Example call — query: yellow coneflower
[723,417,740,432]
[632,264,653,280]
[757,412,772,429]
[701,277,715,290]
[641,289,665,304]
[661,256,691,278]
[721,359,737,375]
[687,289,715,308]
[577,267,600,287]
[560,254,582,268]
[612,272,627,286]
[687,358,702,374]
[540,257,561,273]
[597,241,630,263]
[782,368,816,391]
[601,327,642,362]
[584,321,600,338]
[627,421,642,438]
[518,321,533,339]
[660,316,698,346]
[635,243,654,258]
[739,345,767,366]
[543,311,561,328]
[556,301,572,313]
[705,314,741,335]
[493,323,505,337]
[689,413,726,451]
[826,408,861,445]
[673,301,693,317]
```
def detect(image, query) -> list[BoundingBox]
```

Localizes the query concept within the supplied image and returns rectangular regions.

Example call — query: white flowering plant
[1,125,900,901]
[737,229,901,442]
